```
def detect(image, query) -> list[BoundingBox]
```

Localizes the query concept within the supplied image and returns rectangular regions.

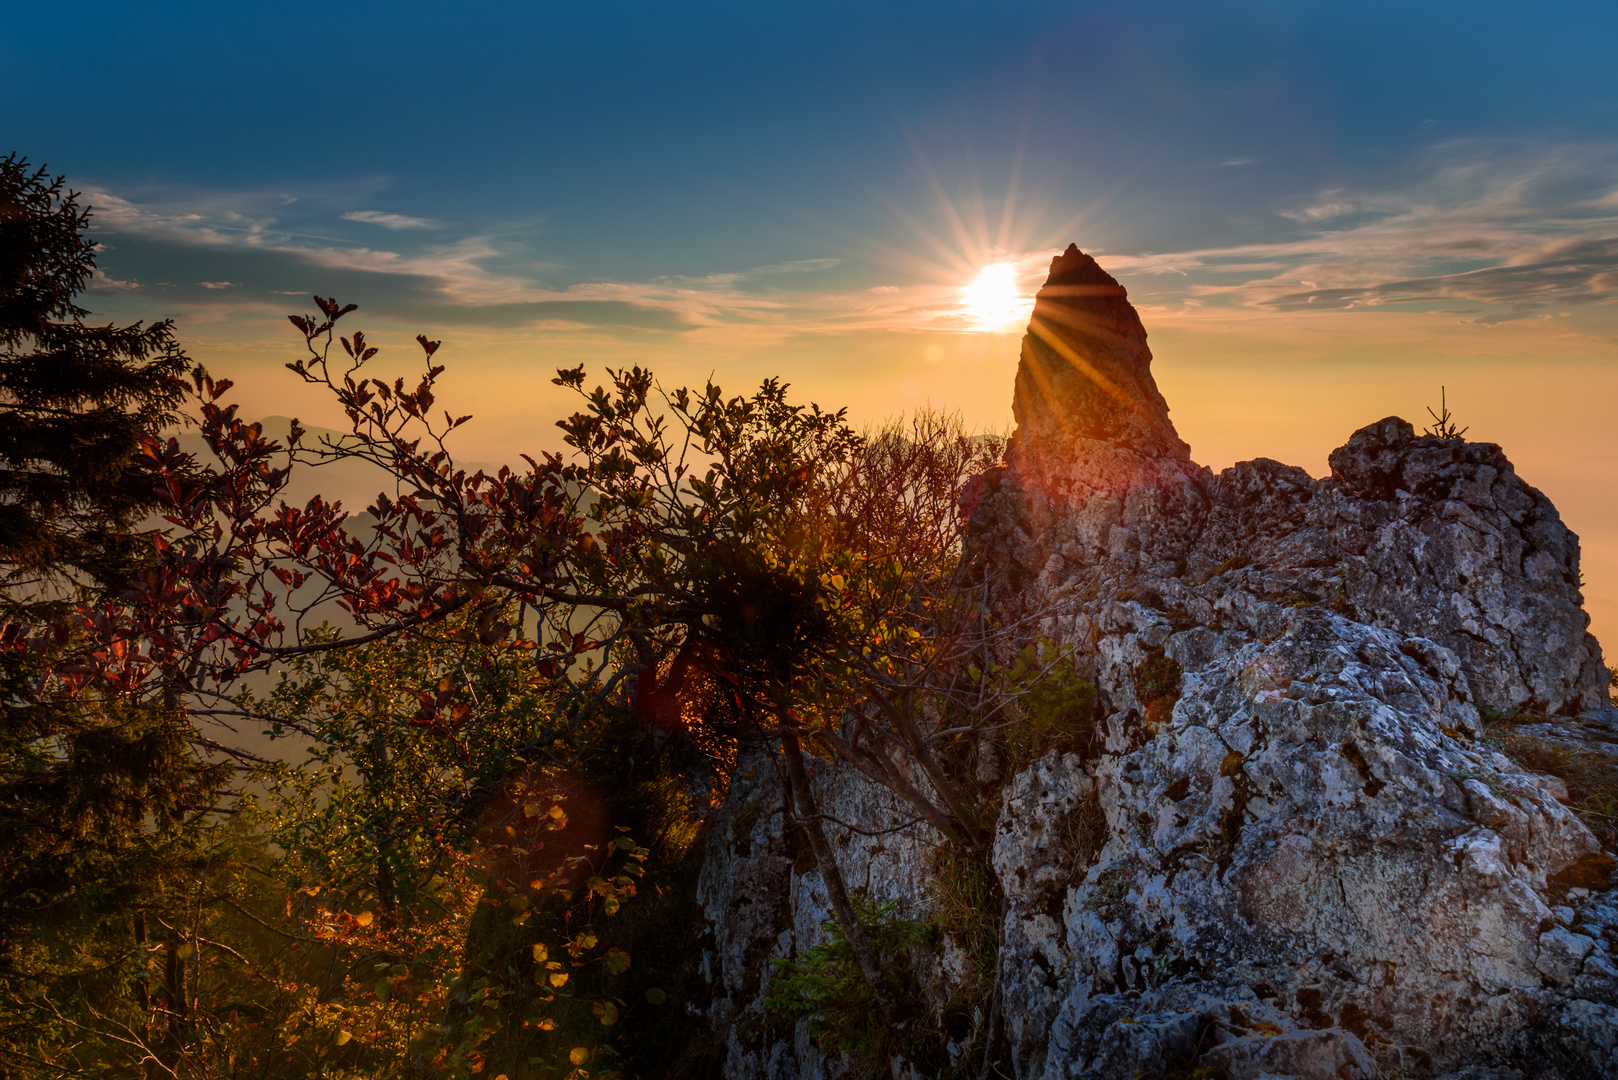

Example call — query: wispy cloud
[341,210,442,230]
[85,188,282,248]
[1277,199,1355,223]
[81,139,1618,340]
[1102,139,1618,321]
[82,180,1022,336]
[643,257,841,289]
[743,257,841,277]
[1266,236,1618,314]
[89,267,141,291]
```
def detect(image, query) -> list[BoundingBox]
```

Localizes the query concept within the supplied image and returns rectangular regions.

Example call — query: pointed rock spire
[1009,244,1190,468]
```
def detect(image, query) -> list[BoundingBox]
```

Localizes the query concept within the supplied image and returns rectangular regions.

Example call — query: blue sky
[10,1,1618,324]
[7,1,1618,637]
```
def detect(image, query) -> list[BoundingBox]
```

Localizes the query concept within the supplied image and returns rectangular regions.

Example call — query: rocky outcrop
[698,245,1617,1079]
[979,247,1605,719]
[1012,244,1191,471]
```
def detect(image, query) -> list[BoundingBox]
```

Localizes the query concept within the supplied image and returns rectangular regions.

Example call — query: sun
[962,262,1031,331]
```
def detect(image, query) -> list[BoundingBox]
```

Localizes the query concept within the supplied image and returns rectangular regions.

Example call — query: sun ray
[798,107,1116,336]
[1027,315,1164,432]
[956,113,994,257]
[1034,152,1161,252]
[997,73,1042,253]
[904,130,985,271]
[881,197,981,280]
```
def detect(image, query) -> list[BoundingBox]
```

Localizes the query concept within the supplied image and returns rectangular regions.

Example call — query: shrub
[998,646,1100,767]
[764,895,933,1077]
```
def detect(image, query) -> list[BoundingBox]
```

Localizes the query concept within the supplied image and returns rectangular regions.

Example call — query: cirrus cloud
[341,210,442,230]
[76,138,1618,342]
[1100,138,1618,324]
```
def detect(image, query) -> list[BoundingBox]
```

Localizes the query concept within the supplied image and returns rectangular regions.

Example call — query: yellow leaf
[569,1047,590,1066]
[548,804,567,820]
[175,943,195,960]
[549,972,570,988]
[592,1000,619,1026]
[334,1030,352,1047]
[532,943,548,963]
[577,932,598,950]
[523,802,540,818]
[354,911,374,927]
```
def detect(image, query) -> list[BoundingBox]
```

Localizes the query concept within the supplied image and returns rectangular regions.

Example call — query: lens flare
[963,262,1031,331]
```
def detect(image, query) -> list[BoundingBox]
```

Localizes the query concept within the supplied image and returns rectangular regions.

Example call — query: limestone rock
[699,247,1617,1079]
[696,746,950,1080]
[1203,1027,1380,1080]
[1010,244,1191,470]
[1537,928,1597,986]
[694,748,802,1080]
